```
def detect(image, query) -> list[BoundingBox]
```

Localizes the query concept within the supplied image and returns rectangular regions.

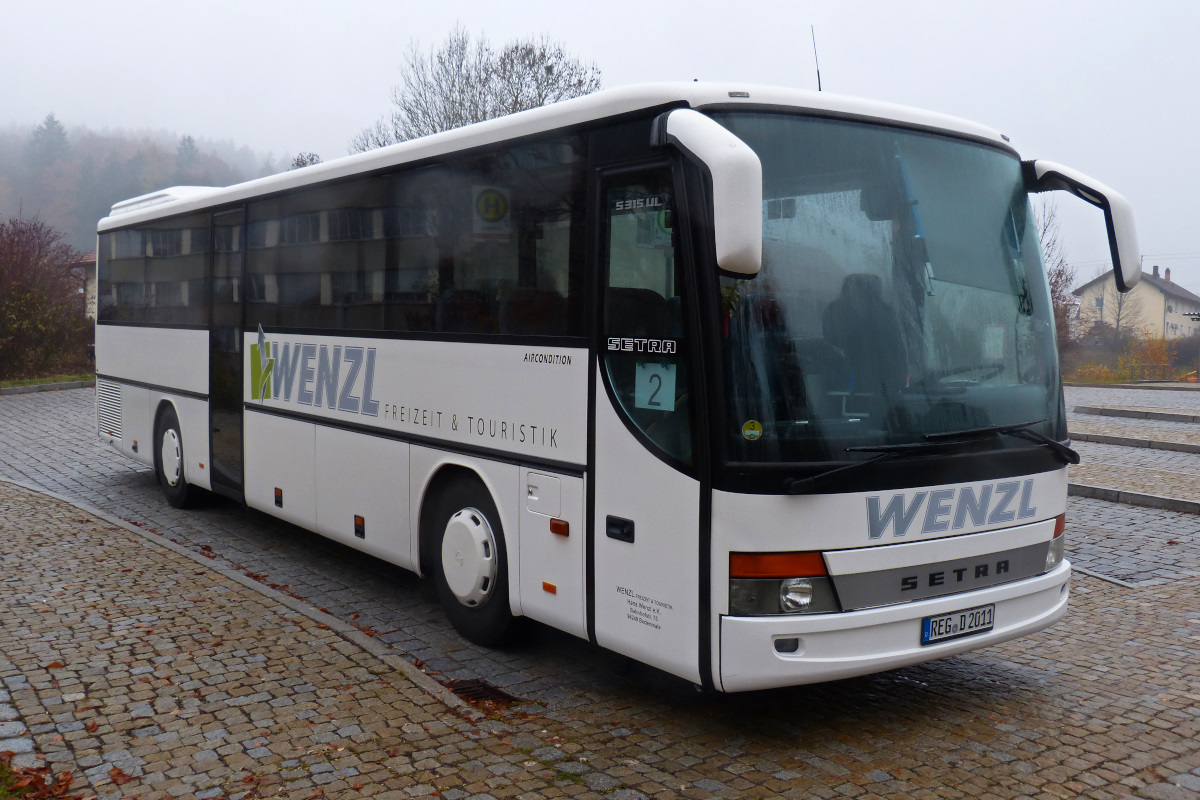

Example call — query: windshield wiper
[786,453,892,495]
[926,418,1079,464]
[788,419,1077,495]
[845,419,1078,464]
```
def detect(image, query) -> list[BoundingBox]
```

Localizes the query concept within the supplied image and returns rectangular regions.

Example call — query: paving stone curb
[1067,481,1200,515]
[1075,405,1200,424]
[0,379,95,395]
[1063,381,1200,391]
[0,476,476,722]
[1070,431,1200,455]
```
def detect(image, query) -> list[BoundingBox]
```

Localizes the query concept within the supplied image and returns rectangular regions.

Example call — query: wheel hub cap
[160,430,182,487]
[441,508,497,607]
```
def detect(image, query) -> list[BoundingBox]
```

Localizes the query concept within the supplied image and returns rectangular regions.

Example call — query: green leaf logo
[250,324,273,400]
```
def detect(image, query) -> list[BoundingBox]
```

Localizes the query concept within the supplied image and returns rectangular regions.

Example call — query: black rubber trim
[247,326,589,347]
[243,403,587,477]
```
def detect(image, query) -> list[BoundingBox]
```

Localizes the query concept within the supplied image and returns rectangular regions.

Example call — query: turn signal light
[730,551,827,579]
[550,518,569,536]
[1045,513,1067,572]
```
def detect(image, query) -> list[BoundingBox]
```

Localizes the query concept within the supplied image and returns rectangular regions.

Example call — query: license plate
[921,603,995,645]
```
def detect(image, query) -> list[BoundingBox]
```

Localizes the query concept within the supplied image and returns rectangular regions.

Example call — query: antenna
[811,26,822,91]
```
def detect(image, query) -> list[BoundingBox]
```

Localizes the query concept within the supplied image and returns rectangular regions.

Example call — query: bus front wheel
[432,479,516,646]
[155,406,193,509]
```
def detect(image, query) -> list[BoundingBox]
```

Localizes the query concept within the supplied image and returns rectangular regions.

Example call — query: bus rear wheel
[155,406,194,509]
[431,479,516,646]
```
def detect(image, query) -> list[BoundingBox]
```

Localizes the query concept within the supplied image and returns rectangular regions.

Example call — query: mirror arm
[653,109,763,276]
[1023,159,1140,293]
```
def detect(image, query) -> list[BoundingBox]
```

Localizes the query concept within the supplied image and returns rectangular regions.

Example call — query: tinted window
[244,135,588,337]
[97,213,210,324]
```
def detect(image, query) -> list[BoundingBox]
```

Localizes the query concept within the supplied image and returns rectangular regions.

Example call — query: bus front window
[709,112,1061,466]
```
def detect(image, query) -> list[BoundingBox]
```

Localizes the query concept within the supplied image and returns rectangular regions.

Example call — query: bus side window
[602,173,692,464]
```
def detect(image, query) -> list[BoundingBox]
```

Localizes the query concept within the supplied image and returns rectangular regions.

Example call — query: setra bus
[95,83,1138,691]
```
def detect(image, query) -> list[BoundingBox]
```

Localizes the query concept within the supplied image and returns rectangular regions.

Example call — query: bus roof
[98,82,1011,231]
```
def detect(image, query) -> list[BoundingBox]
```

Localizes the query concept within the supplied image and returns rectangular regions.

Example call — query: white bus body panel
[96,325,208,395]
[314,425,412,569]
[710,469,1070,691]
[592,366,701,684]
[244,411,316,530]
[243,334,587,467]
[519,469,588,639]
[719,563,1069,692]
[95,326,211,488]
[241,332,591,626]
[712,469,1067,558]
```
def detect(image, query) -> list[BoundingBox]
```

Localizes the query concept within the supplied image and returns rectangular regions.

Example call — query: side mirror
[1024,160,1140,292]
[654,109,762,276]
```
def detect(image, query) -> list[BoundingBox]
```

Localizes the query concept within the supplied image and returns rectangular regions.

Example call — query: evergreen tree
[27,113,69,168]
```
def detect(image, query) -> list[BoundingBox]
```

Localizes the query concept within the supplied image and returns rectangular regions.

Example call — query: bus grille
[97,379,122,439]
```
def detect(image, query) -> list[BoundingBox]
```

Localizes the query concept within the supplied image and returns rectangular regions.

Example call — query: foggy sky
[4,0,1198,294]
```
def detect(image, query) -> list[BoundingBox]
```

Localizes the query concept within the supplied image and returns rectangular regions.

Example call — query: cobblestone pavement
[3,387,1200,799]
[0,482,578,800]
[1064,386,1200,505]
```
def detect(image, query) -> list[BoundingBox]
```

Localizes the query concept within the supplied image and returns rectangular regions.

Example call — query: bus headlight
[728,577,840,615]
[729,551,840,616]
[780,577,813,611]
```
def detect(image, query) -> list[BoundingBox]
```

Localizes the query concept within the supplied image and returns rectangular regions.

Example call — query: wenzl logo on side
[250,326,380,416]
[866,480,1038,539]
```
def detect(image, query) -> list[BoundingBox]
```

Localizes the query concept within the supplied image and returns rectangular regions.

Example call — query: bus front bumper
[717,561,1070,692]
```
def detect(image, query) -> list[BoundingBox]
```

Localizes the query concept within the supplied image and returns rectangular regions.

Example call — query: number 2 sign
[635,362,676,410]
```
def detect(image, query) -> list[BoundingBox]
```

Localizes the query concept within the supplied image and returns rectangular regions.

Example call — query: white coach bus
[95,83,1138,692]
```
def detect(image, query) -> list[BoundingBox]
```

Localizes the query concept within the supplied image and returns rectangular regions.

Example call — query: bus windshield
[709,112,1062,465]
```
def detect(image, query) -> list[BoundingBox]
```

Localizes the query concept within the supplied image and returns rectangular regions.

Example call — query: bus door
[592,167,703,684]
[209,209,245,499]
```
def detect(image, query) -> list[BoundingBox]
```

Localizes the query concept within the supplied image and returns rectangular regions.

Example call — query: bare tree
[1080,272,1145,347]
[350,26,601,152]
[290,152,322,169]
[1034,199,1076,353]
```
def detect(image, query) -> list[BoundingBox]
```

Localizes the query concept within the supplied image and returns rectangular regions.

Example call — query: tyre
[430,478,517,646]
[155,406,194,509]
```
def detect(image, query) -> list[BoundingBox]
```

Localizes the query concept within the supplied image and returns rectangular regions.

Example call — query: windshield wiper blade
[926,418,1079,464]
[786,453,892,495]
[1004,427,1080,465]
[845,418,1080,465]
[924,418,1047,441]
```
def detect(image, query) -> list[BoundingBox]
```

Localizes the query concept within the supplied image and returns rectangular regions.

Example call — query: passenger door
[209,209,244,499]
[590,166,703,683]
